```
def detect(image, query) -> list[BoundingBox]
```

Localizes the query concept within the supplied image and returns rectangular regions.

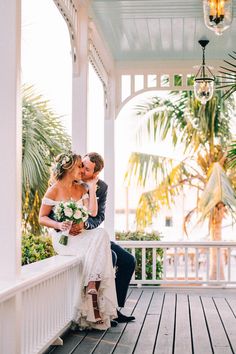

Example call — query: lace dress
[42,196,117,330]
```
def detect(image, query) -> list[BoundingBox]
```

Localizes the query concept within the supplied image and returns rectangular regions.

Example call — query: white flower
[54,205,62,217]
[64,207,73,217]
[74,210,82,220]
[61,156,70,165]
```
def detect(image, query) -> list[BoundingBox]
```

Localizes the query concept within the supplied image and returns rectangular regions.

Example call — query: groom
[70,152,136,324]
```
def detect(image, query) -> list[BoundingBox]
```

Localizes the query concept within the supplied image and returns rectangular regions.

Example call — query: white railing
[0,255,81,354]
[1,241,236,353]
[117,241,236,286]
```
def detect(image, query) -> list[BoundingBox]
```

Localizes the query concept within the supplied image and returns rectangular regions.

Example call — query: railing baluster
[152,248,156,280]
[217,247,220,281]
[163,248,167,280]
[142,248,146,281]
[131,248,136,281]
[174,247,178,279]
[206,248,210,282]
[195,248,199,279]
[185,247,188,279]
[228,247,231,281]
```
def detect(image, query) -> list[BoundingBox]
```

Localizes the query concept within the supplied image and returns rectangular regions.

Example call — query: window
[165,216,173,227]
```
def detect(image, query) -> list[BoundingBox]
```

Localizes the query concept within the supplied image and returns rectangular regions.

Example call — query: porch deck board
[47,287,236,354]
[189,295,212,354]
[201,296,231,353]
[174,294,192,354]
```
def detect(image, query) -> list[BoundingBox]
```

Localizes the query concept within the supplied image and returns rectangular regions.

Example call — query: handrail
[116,240,236,286]
[0,255,81,302]
[117,241,236,247]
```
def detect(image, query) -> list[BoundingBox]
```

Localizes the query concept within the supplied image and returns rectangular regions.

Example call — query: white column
[104,74,116,240]
[72,4,89,156]
[104,118,115,239]
[0,1,22,280]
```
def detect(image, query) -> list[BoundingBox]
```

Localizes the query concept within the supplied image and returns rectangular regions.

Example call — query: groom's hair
[85,152,104,173]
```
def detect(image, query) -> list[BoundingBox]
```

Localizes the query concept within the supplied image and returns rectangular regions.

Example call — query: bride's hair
[50,152,81,182]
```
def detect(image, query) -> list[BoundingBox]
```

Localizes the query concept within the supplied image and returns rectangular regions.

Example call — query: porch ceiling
[90,0,236,63]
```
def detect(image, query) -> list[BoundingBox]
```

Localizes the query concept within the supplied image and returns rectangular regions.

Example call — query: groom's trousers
[111,241,136,308]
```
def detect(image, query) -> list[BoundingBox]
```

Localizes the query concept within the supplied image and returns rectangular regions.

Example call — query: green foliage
[22,85,71,235]
[217,51,236,100]
[126,89,236,229]
[22,233,55,265]
[115,231,163,280]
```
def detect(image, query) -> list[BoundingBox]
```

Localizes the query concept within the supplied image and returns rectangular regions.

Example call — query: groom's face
[81,156,98,181]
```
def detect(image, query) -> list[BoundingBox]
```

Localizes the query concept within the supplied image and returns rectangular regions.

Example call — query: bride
[39,152,117,330]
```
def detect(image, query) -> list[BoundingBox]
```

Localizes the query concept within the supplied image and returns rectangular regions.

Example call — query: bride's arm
[39,188,65,231]
[39,204,61,229]
[83,178,98,216]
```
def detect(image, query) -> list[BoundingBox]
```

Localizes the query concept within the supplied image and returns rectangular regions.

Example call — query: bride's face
[69,159,83,180]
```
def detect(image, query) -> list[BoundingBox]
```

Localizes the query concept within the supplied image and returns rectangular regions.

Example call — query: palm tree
[125,90,236,279]
[22,85,71,235]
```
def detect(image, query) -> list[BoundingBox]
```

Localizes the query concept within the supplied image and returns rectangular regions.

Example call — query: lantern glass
[194,78,214,104]
[203,0,233,35]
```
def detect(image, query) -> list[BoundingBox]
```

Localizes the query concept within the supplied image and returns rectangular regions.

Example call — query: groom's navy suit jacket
[85,179,108,230]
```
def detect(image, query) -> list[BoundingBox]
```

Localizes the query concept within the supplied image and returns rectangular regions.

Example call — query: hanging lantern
[194,40,215,105]
[203,0,233,35]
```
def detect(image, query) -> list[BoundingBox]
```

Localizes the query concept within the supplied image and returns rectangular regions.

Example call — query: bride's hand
[86,177,98,191]
[59,220,72,232]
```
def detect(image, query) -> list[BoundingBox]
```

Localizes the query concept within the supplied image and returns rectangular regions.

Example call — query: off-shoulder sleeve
[42,197,57,206]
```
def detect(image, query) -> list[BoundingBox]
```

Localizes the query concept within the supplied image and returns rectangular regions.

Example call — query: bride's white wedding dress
[42,195,117,330]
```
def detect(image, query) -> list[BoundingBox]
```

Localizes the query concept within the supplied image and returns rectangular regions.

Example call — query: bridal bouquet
[54,200,89,245]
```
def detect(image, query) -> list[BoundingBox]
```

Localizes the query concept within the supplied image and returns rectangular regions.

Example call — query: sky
[21,0,72,132]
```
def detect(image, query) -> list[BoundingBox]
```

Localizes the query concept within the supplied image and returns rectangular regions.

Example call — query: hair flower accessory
[61,155,71,166]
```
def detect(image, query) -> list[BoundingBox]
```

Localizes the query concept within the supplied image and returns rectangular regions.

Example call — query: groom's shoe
[115,310,135,323]
[111,320,118,327]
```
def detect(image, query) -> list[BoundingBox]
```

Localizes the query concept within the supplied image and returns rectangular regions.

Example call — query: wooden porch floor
[46,287,236,354]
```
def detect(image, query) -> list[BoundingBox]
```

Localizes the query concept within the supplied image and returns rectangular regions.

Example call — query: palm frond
[227,141,236,169]
[22,85,71,234]
[134,162,190,229]
[125,152,182,188]
[217,51,236,100]
[135,91,232,156]
[198,162,236,222]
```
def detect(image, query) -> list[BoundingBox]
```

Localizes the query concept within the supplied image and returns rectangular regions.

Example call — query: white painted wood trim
[72,4,89,155]
[53,0,79,74]
[0,0,22,281]
[104,118,115,239]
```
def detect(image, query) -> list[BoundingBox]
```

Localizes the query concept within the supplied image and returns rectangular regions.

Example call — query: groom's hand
[69,222,84,236]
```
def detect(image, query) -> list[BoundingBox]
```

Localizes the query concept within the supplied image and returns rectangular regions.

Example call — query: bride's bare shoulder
[44,182,60,200]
